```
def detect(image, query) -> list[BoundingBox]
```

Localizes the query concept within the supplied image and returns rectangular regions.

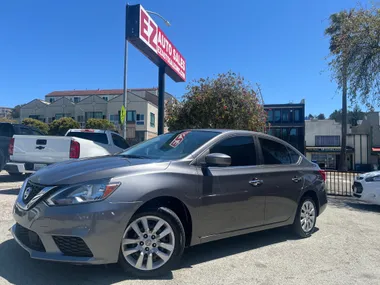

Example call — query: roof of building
[46,88,162,97]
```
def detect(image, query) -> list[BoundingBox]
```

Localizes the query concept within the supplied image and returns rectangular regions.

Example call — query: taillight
[319,170,326,181]
[69,140,80,159]
[8,138,15,155]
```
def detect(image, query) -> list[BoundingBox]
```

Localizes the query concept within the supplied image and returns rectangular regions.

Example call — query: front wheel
[292,197,317,238]
[118,207,185,278]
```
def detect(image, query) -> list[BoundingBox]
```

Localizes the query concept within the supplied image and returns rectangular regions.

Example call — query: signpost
[123,4,186,137]
[120,105,126,125]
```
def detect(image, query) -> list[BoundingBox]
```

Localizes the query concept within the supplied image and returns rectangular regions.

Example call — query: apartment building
[0,107,12,118]
[20,88,175,141]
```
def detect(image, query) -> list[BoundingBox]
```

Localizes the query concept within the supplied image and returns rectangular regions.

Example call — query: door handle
[249,179,263,187]
[292,176,302,183]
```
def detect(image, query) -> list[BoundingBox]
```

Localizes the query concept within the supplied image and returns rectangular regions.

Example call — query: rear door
[256,136,304,224]
[12,135,72,164]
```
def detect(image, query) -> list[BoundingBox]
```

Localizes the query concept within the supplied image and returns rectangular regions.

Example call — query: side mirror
[205,153,231,167]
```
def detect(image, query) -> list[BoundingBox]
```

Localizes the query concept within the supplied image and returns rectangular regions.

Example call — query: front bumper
[12,198,142,264]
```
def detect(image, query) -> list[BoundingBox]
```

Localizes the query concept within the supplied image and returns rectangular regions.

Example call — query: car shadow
[0,239,173,284]
[180,226,314,269]
[328,196,380,213]
[0,174,26,183]
[0,188,19,195]
[0,226,304,283]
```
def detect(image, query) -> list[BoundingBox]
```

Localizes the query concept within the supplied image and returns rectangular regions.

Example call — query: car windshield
[119,130,220,160]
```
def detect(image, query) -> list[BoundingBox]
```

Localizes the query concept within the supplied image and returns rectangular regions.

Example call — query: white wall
[305,119,350,146]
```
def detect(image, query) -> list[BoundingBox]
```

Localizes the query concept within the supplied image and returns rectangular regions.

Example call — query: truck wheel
[0,150,5,172]
[118,207,185,278]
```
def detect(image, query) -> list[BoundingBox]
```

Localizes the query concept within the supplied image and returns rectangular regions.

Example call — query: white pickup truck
[5,129,129,175]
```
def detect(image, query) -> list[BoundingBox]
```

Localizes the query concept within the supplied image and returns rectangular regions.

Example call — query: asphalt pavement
[1,171,380,285]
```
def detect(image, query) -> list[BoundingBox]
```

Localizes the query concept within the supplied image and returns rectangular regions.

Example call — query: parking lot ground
[1,171,380,285]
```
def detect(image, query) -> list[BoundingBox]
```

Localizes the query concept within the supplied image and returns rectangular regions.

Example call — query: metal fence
[325,171,361,196]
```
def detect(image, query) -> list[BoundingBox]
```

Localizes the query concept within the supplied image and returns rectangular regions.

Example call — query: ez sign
[139,7,158,51]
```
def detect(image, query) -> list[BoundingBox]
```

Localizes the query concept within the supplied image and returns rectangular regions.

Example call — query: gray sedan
[12,129,327,277]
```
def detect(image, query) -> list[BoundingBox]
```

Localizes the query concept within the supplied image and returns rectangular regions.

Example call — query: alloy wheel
[121,215,175,271]
[300,200,315,233]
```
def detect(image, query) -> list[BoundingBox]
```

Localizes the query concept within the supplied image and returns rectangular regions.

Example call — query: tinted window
[259,138,291,165]
[288,146,301,164]
[20,127,34,135]
[0,124,14,137]
[120,131,219,160]
[112,134,129,149]
[210,136,256,166]
[66,132,108,144]
[274,110,281,123]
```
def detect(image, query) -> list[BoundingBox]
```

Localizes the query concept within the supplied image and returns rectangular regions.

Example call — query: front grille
[14,223,46,252]
[353,182,363,194]
[22,181,44,204]
[53,236,93,257]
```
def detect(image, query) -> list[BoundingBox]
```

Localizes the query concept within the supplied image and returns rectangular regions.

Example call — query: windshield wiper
[119,154,150,159]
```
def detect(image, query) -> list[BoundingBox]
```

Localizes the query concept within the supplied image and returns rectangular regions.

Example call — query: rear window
[66,132,108,144]
[0,123,14,137]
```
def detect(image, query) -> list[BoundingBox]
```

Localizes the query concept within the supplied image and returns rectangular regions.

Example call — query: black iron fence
[325,171,361,196]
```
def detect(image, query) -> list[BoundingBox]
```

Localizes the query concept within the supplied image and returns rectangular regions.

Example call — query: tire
[118,207,185,278]
[292,197,317,238]
[0,150,5,172]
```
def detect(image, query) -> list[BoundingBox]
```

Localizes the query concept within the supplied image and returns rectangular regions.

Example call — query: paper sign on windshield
[169,131,190,148]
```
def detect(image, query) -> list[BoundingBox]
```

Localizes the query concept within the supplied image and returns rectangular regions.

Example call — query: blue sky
[0,0,370,116]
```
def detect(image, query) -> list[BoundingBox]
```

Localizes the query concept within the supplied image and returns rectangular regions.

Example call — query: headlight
[45,181,120,206]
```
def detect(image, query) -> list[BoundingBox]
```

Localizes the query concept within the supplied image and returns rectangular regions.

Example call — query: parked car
[352,171,380,205]
[11,129,327,277]
[5,129,129,175]
[0,123,44,173]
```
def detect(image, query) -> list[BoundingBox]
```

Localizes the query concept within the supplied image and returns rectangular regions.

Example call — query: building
[305,118,377,171]
[351,111,380,170]
[20,88,175,142]
[264,101,305,154]
[0,107,12,118]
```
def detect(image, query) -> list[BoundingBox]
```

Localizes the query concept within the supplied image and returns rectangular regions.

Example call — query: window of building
[74,97,80,103]
[102,96,108,101]
[294,109,301,122]
[112,133,129,149]
[315,136,340,146]
[127,111,136,122]
[49,98,54,103]
[259,138,291,165]
[289,128,298,148]
[55,113,64,119]
[85,112,103,120]
[77,115,84,122]
[210,136,257,166]
[282,128,289,141]
[150,112,155,127]
[274,110,281,123]
[136,114,145,125]
[282,109,291,122]
[267,110,273,122]
[109,114,119,122]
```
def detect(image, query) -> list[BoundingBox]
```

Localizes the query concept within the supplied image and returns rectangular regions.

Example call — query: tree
[317,113,326,120]
[22,118,49,134]
[49,117,80,136]
[329,106,365,126]
[307,114,314,120]
[326,5,380,170]
[165,72,267,131]
[11,105,22,119]
[85,119,116,131]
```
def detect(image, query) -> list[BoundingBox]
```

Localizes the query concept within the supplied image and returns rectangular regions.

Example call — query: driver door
[196,135,266,237]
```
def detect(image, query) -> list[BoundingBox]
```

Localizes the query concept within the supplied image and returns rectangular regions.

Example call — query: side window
[19,127,33,135]
[372,176,380,182]
[288,146,301,164]
[259,138,291,165]
[210,136,256,166]
[112,134,129,149]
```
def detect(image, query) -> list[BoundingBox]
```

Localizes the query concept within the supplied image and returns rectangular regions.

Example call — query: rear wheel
[118,207,185,278]
[292,197,317,238]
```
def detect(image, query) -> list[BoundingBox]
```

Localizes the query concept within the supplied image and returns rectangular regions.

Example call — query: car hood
[29,155,170,185]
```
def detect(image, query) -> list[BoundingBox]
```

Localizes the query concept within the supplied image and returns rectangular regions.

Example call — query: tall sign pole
[125,4,186,136]
[122,4,129,139]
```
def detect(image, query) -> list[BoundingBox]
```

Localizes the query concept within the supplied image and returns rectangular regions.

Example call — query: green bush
[49,117,80,136]
[0,118,17,123]
[22,118,49,134]
[85,119,116,131]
